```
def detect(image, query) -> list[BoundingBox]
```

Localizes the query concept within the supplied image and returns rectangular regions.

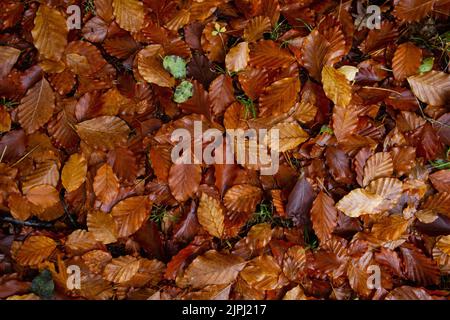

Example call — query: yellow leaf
[112,0,144,32]
[267,122,309,152]
[322,66,352,107]
[197,193,225,238]
[31,5,67,61]
[436,235,450,255]
[62,153,87,192]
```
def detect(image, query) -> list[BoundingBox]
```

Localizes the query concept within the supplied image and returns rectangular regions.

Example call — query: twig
[0,216,53,228]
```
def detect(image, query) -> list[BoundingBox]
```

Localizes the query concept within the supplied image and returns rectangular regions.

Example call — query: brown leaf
[250,40,294,69]
[243,16,271,43]
[311,191,338,243]
[180,250,246,288]
[362,152,394,187]
[392,42,422,81]
[18,78,55,134]
[223,184,262,214]
[137,45,175,88]
[103,255,140,283]
[111,196,152,238]
[225,42,249,72]
[393,0,434,22]
[75,116,130,150]
[87,210,118,244]
[168,164,202,202]
[407,71,450,106]
[240,255,285,290]
[400,244,440,286]
[430,170,450,193]
[259,77,300,117]
[112,0,144,32]
[93,163,119,205]
[209,74,235,115]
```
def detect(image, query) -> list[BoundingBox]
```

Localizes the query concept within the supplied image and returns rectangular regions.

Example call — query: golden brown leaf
[362,152,394,187]
[62,153,87,192]
[225,42,249,73]
[224,184,262,214]
[267,122,309,152]
[311,191,338,243]
[137,45,175,88]
[240,255,285,290]
[168,164,202,202]
[18,78,55,134]
[75,116,130,150]
[392,42,422,81]
[103,255,140,283]
[112,0,144,32]
[16,236,56,266]
[322,66,352,107]
[244,16,271,43]
[87,210,119,244]
[197,193,225,238]
[111,196,151,238]
[259,77,300,117]
[93,163,119,205]
[180,250,246,288]
[31,5,67,61]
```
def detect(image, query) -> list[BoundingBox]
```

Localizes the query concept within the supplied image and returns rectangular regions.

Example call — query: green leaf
[31,269,54,299]
[173,80,193,103]
[163,55,187,79]
[319,125,334,135]
[418,57,434,74]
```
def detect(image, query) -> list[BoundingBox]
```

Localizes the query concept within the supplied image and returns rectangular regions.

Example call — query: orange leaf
[87,210,119,244]
[93,163,119,205]
[62,153,87,192]
[111,196,151,237]
[16,236,57,266]
[223,184,262,214]
[197,193,225,238]
[243,16,271,43]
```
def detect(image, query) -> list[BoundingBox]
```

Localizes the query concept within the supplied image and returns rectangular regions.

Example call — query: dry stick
[0,145,7,163]
[0,215,53,228]
[11,144,40,167]
[361,86,403,95]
